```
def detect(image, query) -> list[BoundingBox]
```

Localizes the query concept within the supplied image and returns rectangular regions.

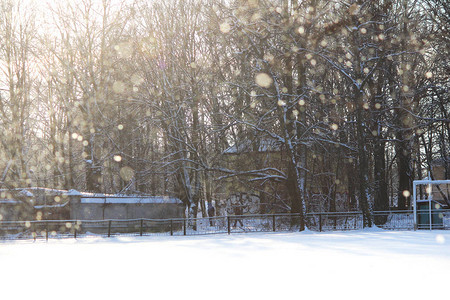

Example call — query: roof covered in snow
[80,196,182,204]
[0,188,182,205]
[0,199,21,204]
[0,187,76,197]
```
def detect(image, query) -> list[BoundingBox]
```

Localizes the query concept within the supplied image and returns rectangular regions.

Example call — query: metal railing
[0,213,303,240]
[1,210,449,240]
[305,209,450,231]
[305,211,364,231]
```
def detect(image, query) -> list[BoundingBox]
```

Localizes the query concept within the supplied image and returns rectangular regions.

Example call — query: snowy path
[1,230,449,300]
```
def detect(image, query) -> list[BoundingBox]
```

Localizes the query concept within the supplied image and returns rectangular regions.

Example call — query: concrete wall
[0,202,34,221]
[1,190,185,221]
[70,199,184,220]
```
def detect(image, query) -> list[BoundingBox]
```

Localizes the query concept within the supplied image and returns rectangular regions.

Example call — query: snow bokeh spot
[436,234,445,244]
[220,22,231,33]
[113,81,125,94]
[255,73,273,88]
[277,100,286,106]
[120,166,134,181]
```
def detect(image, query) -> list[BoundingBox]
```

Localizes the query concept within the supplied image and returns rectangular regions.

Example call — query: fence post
[140,219,143,236]
[413,181,417,231]
[319,214,322,232]
[74,223,77,239]
[45,222,48,242]
[362,212,365,229]
[227,216,231,235]
[272,215,276,232]
[108,220,112,237]
[183,219,186,236]
[170,219,173,236]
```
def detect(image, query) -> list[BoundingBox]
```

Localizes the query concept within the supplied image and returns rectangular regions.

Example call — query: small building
[416,199,446,229]
[0,188,184,221]
[0,189,34,221]
[70,193,184,220]
[221,137,287,214]
[425,158,450,208]
[413,178,450,230]
[431,157,449,180]
[0,198,34,221]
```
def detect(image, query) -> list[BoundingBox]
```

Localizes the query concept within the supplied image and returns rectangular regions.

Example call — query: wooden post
[45,222,48,242]
[183,219,186,236]
[140,219,143,236]
[108,220,112,237]
[170,219,173,236]
[272,215,276,232]
[319,214,322,232]
[227,216,231,235]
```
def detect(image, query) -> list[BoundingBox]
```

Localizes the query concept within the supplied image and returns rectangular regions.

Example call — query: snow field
[1,230,449,300]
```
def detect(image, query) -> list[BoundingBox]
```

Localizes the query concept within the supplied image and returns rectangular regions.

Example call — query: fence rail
[1,210,449,240]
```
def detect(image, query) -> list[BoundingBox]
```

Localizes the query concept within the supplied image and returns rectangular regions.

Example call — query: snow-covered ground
[1,230,449,300]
